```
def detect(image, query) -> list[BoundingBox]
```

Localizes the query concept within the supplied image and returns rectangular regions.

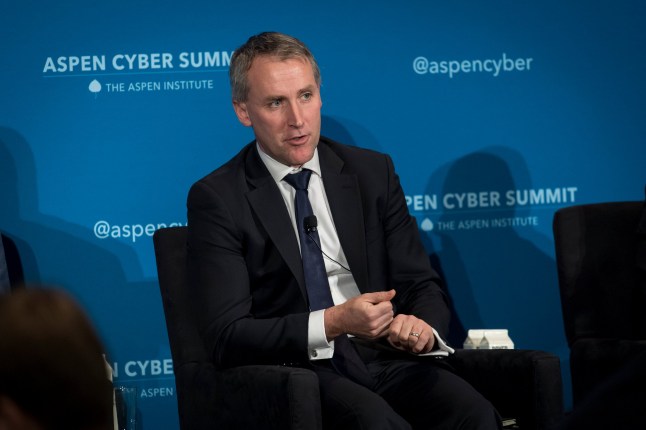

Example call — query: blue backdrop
[2,1,645,428]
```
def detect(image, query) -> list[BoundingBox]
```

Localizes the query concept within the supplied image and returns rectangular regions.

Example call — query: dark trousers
[313,347,501,430]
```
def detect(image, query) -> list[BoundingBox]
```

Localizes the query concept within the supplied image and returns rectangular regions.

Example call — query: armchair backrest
[553,201,645,346]
[154,226,220,429]
[153,226,208,364]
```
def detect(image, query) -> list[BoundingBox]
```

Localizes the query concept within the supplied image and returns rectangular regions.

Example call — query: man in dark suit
[187,32,500,429]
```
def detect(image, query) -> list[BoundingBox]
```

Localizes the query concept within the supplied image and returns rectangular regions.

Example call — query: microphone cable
[303,215,351,272]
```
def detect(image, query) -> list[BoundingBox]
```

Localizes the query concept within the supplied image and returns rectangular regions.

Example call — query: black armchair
[553,200,646,406]
[449,349,562,430]
[154,226,563,430]
[153,226,322,430]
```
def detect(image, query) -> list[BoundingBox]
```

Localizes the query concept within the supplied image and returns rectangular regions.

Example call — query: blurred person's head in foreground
[0,288,112,430]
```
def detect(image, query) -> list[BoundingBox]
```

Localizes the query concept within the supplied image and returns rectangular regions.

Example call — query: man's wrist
[323,305,345,341]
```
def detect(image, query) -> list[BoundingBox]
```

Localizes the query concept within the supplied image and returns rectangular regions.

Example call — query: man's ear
[232,101,252,127]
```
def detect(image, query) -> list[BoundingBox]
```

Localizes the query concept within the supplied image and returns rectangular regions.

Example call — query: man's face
[233,56,322,167]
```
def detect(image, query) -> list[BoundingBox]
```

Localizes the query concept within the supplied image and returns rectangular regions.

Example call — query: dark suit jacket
[187,136,450,369]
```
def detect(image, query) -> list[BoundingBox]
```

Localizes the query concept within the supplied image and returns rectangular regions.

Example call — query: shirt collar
[256,142,322,183]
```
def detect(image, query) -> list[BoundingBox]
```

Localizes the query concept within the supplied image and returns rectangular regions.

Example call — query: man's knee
[456,394,501,430]
[323,399,411,430]
[319,374,411,430]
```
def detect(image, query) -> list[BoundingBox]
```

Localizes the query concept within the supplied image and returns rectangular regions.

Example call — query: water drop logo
[421,218,434,232]
[89,79,102,95]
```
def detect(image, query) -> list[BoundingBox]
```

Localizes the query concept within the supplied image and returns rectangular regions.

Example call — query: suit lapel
[243,146,308,300]
[243,141,371,300]
[318,143,370,293]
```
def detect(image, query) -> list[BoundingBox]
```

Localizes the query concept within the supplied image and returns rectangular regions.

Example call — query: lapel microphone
[304,215,317,233]
[302,215,351,272]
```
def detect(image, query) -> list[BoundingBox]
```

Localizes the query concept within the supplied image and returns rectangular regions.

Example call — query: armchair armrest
[570,338,646,404]
[448,349,563,430]
[176,362,322,430]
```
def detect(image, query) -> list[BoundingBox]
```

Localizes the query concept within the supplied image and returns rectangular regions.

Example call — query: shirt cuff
[308,310,334,360]
[417,328,455,357]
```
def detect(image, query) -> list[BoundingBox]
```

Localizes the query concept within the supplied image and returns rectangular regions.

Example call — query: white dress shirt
[257,143,454,360]
[257,144,357,360]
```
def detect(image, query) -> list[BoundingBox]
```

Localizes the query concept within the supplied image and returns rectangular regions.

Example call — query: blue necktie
[284,170,374,388]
